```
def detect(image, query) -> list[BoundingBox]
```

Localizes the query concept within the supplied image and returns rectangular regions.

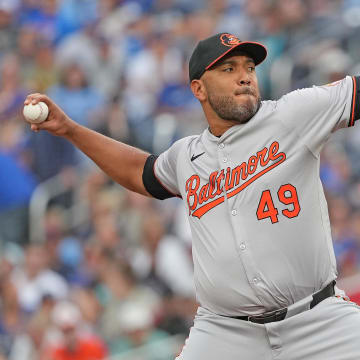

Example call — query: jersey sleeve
[276,76,360,156]
[142,139,184,199]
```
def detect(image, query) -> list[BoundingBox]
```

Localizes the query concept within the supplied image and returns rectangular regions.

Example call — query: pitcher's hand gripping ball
[23,101,49,123]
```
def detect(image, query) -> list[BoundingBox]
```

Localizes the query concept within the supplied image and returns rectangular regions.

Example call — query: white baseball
[23,101,49,124]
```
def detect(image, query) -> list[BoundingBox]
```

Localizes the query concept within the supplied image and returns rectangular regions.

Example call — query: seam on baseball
[37,104,43,122]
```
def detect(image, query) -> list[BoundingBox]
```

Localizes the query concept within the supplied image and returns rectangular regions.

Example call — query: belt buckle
[248,308,288,324]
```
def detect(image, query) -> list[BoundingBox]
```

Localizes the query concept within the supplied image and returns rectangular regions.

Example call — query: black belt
[230,280,336,325]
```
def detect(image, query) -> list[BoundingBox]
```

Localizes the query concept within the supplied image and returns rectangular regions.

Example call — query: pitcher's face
[201,53,261,124]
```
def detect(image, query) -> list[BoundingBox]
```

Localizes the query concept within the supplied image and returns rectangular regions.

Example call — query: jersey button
[231,209,237,216]
[223,157,228,163]
[239,243,246,250]
[253,277,260,284]
[219,143,225,149]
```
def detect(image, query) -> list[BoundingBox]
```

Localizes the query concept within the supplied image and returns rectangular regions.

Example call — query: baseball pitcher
[24,33,360,359]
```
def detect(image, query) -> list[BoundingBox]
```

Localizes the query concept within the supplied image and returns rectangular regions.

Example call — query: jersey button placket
[217,140,266,300]
[219,143,261,293]
[217,141,229,172]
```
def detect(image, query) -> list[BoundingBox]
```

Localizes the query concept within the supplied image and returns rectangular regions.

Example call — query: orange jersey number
[257,184,301,223]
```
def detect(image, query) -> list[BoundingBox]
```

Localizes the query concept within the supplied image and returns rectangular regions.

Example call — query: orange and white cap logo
[220,33,241,47]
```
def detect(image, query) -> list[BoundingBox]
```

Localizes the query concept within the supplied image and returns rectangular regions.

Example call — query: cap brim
[205,41,267,71]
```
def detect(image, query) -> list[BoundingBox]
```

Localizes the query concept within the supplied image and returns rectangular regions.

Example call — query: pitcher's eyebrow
[214,57,256,68]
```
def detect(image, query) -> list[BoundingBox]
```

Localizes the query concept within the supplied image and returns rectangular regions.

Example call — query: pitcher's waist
[224,280,336,324]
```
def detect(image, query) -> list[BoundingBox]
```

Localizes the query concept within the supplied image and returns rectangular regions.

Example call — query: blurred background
[1,0,360,359]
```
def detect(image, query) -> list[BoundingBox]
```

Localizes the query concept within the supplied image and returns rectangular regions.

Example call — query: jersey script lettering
[185,141,286,218]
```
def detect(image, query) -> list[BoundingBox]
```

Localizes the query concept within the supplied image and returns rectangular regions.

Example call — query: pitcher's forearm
[24,93,151,196]
[64,123,151,196]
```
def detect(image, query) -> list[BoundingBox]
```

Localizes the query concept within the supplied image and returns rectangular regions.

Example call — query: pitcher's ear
[190,79,207,102]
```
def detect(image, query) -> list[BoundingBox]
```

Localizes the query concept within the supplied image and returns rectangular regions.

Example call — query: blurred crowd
[1,0,360,359]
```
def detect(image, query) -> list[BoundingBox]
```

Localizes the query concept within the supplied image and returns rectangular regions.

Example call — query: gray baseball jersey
[143,76,360,316]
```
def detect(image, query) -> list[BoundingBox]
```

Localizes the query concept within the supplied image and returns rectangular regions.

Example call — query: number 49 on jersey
[256,184,301,224]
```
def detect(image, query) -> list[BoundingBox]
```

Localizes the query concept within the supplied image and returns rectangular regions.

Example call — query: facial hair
[207,87,261,124]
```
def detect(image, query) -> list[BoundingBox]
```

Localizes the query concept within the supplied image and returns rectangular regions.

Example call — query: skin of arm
[24,93,152,197]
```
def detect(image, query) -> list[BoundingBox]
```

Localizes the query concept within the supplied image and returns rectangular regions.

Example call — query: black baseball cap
[189,33,267,82]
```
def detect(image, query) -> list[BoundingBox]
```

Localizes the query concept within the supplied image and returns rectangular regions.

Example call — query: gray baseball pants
[176,294,360,359]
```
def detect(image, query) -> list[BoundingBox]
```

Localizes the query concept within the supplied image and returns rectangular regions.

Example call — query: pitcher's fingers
[30,124,40,132]
[29,93,51,107]
[24,93,41,105]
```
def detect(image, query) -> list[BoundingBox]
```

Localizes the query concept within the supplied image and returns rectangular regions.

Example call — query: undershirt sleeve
[349,76,360,126]
[142,155,177,200]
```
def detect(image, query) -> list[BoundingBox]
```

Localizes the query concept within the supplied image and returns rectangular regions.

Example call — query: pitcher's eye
[223,67,233,72]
